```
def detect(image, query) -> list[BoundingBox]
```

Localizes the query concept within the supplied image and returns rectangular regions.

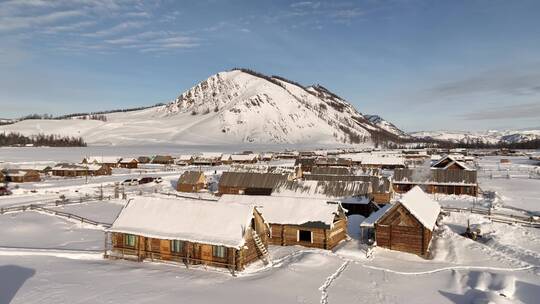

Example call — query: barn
[219,195,348,250]
[106,197,269,271]
[5,169,41,183]
[118,158,138,169]
[374,186,441,257]
[177,171,206,192]
[218,172,288,195]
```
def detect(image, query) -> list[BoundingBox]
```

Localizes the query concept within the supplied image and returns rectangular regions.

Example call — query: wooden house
[272,179,377,217]
[175,155,194,166]
[393,155,478,196]
[5,169,41,183]
[374,186,441,257]
[152,155,174,165]
[137,156,152,164]
[230,154,258,164]
[82,156,121,168]
[193,153,222,166]
[119,158,138,169]
[52,163,112,177]
[219,195,348,250]
[177,171,206,192]
[218,172,288,196]
[106,197,269,271]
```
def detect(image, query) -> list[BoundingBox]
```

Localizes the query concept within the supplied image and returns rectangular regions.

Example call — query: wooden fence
[441,206,540,228]
[0,196,112,228]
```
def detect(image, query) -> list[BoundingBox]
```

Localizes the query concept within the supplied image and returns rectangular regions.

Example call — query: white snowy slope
[0,69,405,146]
[364,114,409,137]
[411,129,540,144]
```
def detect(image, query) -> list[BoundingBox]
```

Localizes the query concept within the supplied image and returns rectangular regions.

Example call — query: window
[213,246,227,258]
[124,234,137,247]
[171,240,184,253]
[298,230,312,243]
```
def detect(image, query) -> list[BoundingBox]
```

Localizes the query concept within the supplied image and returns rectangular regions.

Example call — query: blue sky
[1,0,539,132]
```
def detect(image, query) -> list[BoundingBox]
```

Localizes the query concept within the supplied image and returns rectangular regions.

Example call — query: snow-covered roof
[198,152,222,159]
[272,180,371,199]
[397,186,441,230]
[108,197,255,248]
[52,163,105,171]
[432,155,472,171]
[221,154,232,161]
[230,154,258,161]
[177,154,193,161]
[84,156,121,164]
[119,158,138,163]
[360,204,392,228]
[219,195,343,228]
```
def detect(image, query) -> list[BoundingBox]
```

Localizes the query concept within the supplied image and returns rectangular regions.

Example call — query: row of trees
[0,132,86,147]
[1,103,166,126]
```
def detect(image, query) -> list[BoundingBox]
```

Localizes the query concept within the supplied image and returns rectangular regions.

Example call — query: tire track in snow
[319,260,350,304]
[361,264,537,276]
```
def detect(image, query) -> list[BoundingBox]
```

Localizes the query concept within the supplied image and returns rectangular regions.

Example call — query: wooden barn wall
[375,204,433,256]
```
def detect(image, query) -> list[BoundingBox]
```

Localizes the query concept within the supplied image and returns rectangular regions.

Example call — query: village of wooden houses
[1,145,539,303]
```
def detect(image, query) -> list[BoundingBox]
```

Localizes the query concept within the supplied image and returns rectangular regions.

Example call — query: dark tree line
[1,103,166,126]
[0,132,86,147]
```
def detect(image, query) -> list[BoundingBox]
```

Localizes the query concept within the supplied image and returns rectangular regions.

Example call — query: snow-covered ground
[0,151,539,303]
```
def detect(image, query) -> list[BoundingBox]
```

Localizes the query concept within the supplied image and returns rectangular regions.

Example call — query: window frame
[124,234,137,247]
[212,245,227,259]
[171,240,184,253]
[297,229,313,243]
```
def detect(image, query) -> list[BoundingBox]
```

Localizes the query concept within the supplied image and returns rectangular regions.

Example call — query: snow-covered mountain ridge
[411,129,540,144]
[0,69,406,146]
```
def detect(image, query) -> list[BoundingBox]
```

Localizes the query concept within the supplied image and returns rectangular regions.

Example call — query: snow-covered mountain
[364,114,409,138]
[0,69,406,146]
[411,129,540,144]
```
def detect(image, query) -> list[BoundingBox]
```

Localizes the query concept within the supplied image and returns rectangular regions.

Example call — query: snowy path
[319,260,350,304]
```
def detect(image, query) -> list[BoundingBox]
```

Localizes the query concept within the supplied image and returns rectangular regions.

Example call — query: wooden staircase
[251,230,269,264]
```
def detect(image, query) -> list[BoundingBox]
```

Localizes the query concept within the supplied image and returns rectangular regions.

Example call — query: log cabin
[374,186,441,257]
[137,156,152,164]
[5,169,41,183]
[219,195,348,250]
[393,155,478,196]
[272,179,377,217]
[52,163,112,176]
[230,154,258,164]
[152,155,175,165]
[177,171,206,192]
[118,158,138,169]
[106,197,269,271]
[218,172,288,196]
[175,155,194,166]
[193,153,222,166]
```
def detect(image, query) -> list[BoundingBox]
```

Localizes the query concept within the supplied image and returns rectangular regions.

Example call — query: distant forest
[0,132,87,147]
[0,103,165,126]
[405,138,540,150]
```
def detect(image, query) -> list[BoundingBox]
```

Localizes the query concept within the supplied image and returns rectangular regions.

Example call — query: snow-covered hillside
[364,114,409,138]
[411,129,540,144]
[0,69,406,146]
